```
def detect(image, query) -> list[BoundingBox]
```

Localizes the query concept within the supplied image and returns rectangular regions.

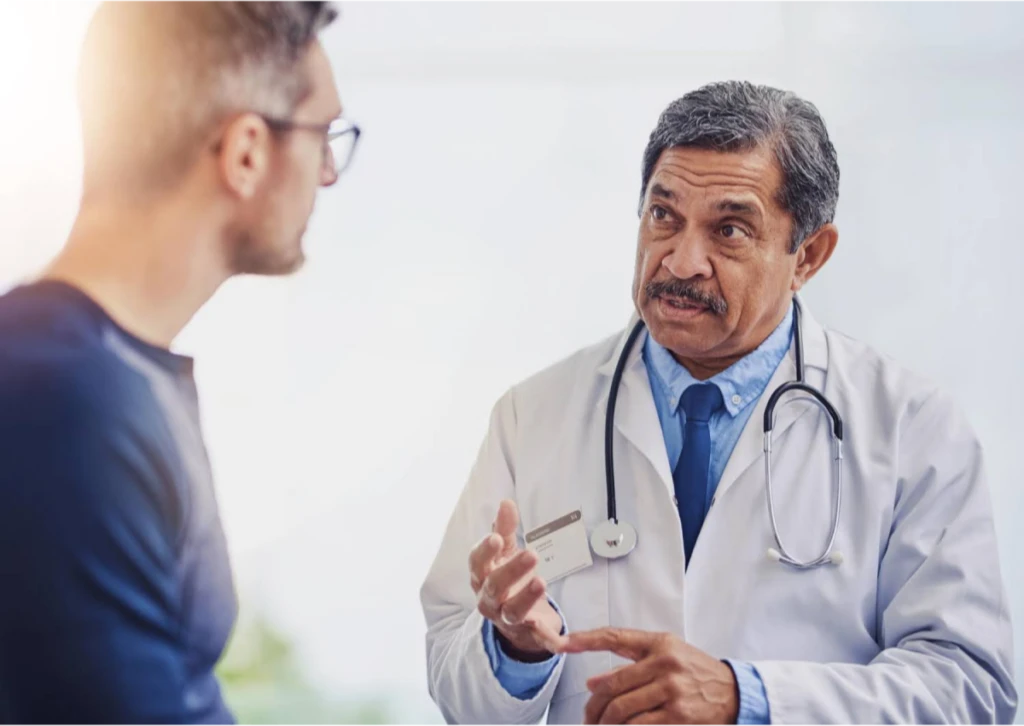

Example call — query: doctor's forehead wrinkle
[648,176,769,225]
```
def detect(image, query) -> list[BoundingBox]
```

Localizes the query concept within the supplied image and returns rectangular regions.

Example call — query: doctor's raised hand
[469,499,567,659]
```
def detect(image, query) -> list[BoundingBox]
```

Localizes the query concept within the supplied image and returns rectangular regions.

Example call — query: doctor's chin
[420,81,1017,725]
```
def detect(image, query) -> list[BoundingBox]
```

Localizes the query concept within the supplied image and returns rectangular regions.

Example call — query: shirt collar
[642,305,794,418]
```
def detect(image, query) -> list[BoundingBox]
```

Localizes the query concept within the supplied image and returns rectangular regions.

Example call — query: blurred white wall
[1,2,1022,722]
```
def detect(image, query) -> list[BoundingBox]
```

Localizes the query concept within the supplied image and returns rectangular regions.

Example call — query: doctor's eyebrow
[650,183,676,201]
[716,199,763,222]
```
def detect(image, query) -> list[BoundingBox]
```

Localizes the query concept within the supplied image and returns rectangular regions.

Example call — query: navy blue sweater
[0,281,236,723]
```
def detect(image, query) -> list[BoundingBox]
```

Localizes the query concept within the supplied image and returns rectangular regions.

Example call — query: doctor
[420,81,1016,724]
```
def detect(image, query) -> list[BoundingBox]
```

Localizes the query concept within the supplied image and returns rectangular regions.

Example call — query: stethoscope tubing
[604,297,845,568]
[604,319,648,524]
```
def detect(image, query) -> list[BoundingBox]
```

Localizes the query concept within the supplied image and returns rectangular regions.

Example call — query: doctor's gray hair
[78,1,338,197]
[640,81,840,253]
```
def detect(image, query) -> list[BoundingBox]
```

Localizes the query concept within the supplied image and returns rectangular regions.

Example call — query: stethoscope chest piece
[590,519,638,559]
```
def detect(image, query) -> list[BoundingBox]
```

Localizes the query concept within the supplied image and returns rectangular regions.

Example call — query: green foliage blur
[216,608,393,724]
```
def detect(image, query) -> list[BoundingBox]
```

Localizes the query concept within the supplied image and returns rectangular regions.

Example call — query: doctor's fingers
[525,609,568,653]
[477,549,538,611]
[495,575,547,626]
[468,533,504,591]
[561,627,661,661]
[492,499,521,553]
[587,655,669,701]
[624,710,670,725]
[586,681,670,725]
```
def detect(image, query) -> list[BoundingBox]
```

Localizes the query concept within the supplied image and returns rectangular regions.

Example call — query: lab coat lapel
[713,298,830,505]
[596,315,675,497]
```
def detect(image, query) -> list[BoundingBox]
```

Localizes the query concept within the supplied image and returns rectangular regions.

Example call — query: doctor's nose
[662,234,714,282]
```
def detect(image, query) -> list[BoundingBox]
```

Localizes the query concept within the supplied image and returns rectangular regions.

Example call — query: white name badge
[525,509,594,584]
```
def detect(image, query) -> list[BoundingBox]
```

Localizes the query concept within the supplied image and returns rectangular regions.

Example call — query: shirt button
[670,398,677,407]
[732,394,742,406]
[673,496,679,506]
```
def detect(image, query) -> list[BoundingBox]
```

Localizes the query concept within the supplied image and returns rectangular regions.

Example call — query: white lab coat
[420,303,1017,724]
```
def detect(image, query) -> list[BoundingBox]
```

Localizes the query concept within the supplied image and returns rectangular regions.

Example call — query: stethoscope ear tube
[764,382,844,440]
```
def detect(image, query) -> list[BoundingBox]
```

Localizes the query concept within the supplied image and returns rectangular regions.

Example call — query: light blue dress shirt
[485,308,793,722]
[643,304,793,498]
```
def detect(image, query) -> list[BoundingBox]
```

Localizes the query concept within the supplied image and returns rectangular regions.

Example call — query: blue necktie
[675,382,724,566]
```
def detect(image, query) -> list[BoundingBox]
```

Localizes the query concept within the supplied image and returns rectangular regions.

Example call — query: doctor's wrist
[493,598,565,662]
[494,628,557,663]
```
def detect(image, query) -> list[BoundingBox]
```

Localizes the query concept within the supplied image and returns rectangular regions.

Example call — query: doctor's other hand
[469,499,566,661]
[559,628,739,725]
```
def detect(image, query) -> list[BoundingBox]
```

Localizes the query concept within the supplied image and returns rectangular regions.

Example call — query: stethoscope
[590,298,845,569]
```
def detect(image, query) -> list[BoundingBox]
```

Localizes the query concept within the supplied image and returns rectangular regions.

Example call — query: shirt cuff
[481,598,566,700]
[725,659,770,724]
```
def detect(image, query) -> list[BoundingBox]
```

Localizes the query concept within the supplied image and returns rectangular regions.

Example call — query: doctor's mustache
[645,278,728,315]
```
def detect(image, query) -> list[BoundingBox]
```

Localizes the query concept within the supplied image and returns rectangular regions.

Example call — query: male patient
[0,2,357,722]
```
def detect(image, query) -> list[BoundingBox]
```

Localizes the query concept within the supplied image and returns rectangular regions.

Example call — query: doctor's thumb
[493,499,521,548]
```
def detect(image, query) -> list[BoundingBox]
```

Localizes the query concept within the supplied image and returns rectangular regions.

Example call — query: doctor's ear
[791,223,838,293]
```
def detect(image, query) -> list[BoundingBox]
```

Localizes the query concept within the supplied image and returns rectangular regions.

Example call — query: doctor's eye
[719,224,750,239]
[650,205,670,222]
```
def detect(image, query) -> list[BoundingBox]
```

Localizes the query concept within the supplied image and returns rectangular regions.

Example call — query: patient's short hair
[77,1,337,196]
